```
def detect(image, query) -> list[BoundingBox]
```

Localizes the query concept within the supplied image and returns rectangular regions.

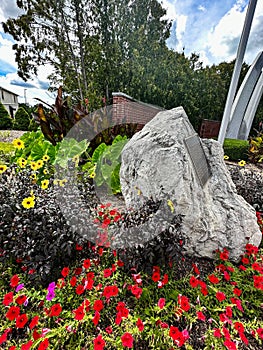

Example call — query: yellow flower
[238,160,246,167]
[30,173,37,180]
[224,155,229,160]
[30,161,38,171]
[72,155,79,167]
[22,196,35,209]
[43,169,48,175]
[59,179,68,187]
[12,138,25,149]
[17,158,27,168]
[53,179,59,185]
[0,164,8,174]
[41,179,49,189]
[30,190,35,199]
[36,159,44,169]
[42,155,50,162]
[89,172,95,179]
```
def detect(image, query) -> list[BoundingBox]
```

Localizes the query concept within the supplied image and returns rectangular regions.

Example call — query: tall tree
[3,0,171,108]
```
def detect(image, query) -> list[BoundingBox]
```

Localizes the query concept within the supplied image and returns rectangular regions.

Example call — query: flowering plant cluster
[0,241,263,349]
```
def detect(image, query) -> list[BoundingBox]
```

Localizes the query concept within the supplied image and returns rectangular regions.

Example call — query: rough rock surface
[120,107,262,262]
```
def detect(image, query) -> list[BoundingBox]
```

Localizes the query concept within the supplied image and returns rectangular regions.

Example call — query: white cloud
[198,5,206,12]
[207,0,262,64]
[208,3,246,61]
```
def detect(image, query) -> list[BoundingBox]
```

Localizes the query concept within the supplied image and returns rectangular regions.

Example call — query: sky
[0,0,262,106]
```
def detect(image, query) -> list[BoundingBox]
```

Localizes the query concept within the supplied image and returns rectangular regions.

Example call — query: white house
[0,86,19,118]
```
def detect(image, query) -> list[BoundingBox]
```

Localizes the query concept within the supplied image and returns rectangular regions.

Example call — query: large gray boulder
[120,107,262,262]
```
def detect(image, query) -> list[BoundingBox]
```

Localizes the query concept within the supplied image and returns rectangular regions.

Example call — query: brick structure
[112,92,164,131]
[199,119,221,138]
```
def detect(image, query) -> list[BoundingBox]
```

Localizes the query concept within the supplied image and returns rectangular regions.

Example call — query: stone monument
[120,107,262,262]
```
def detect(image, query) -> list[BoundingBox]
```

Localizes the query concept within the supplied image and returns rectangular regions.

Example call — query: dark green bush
[223,138,249,161]
[13,106,31,130]
[0,102,13,130]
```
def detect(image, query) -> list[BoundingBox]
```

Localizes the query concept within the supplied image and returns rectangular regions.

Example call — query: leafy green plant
[248,133,263,163]
[91,135,129,194]
[0,141,15,163]
[223,138,249,161]
[54,138,89,169]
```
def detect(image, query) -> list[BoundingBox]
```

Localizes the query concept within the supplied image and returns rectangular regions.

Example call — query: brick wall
[112,92,163,131]
[199,119,221,138]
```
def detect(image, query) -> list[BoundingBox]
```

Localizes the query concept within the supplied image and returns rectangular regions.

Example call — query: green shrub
[13,106,31,130]
[0,102,12,130]
[223,138,249,161]
[0,141,15,163]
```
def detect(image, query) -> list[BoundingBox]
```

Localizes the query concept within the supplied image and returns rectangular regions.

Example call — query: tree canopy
[3,0,262,131]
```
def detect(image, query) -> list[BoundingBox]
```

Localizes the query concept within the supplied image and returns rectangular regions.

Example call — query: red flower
[220,249,229,261]
[0,328,11,345]
[83,259,91,269]
[38,338,49,350]
[70,276,77,287]
[225,306,233,318]
[76,285,85,295]
[136,318,144,331]
[93,300,104,312]
[216,291,226,302]
[103,285,118,298]
[9,346,16,350]
[73,305,85,321]
[92,311,100,326]
[15,295,27,305]
[103,269,112,278]
[49,303,62,317]
[169,326,180,340]
[115,312,122,325]
[157,298,166,309]
[230,297,244,312]
[33,329,41,340]
[152,271,160,282]
[6,306,20,321]
[189,276,199,288]
[178,295,190,312]
[121,332,133,348]
[16,314,28,328]
[93,334,105,350]
[253,276,263,290]
[192,263,200,275]
[61,267,70,277]
[256,328,263,339]
[224,271,231,281]
[233,287,242,296]
[75,243,83,251]
[208,274,220,284]
[3,292,13,306]
[29,315,39,329]
[224,339,237,350]
[74,267,82,275]
[213,328,221,338]
[196,311,206,321]
[131,285,142,299]
[239,331,249,345]
[105,326,112,334]
[21,340,33,350]
[234,322,244,333]
[117,260,124,267]
[10,275,19,288]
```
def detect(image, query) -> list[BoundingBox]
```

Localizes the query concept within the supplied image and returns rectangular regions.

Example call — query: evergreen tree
[13,106,31,130]
[0,102,13,130]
